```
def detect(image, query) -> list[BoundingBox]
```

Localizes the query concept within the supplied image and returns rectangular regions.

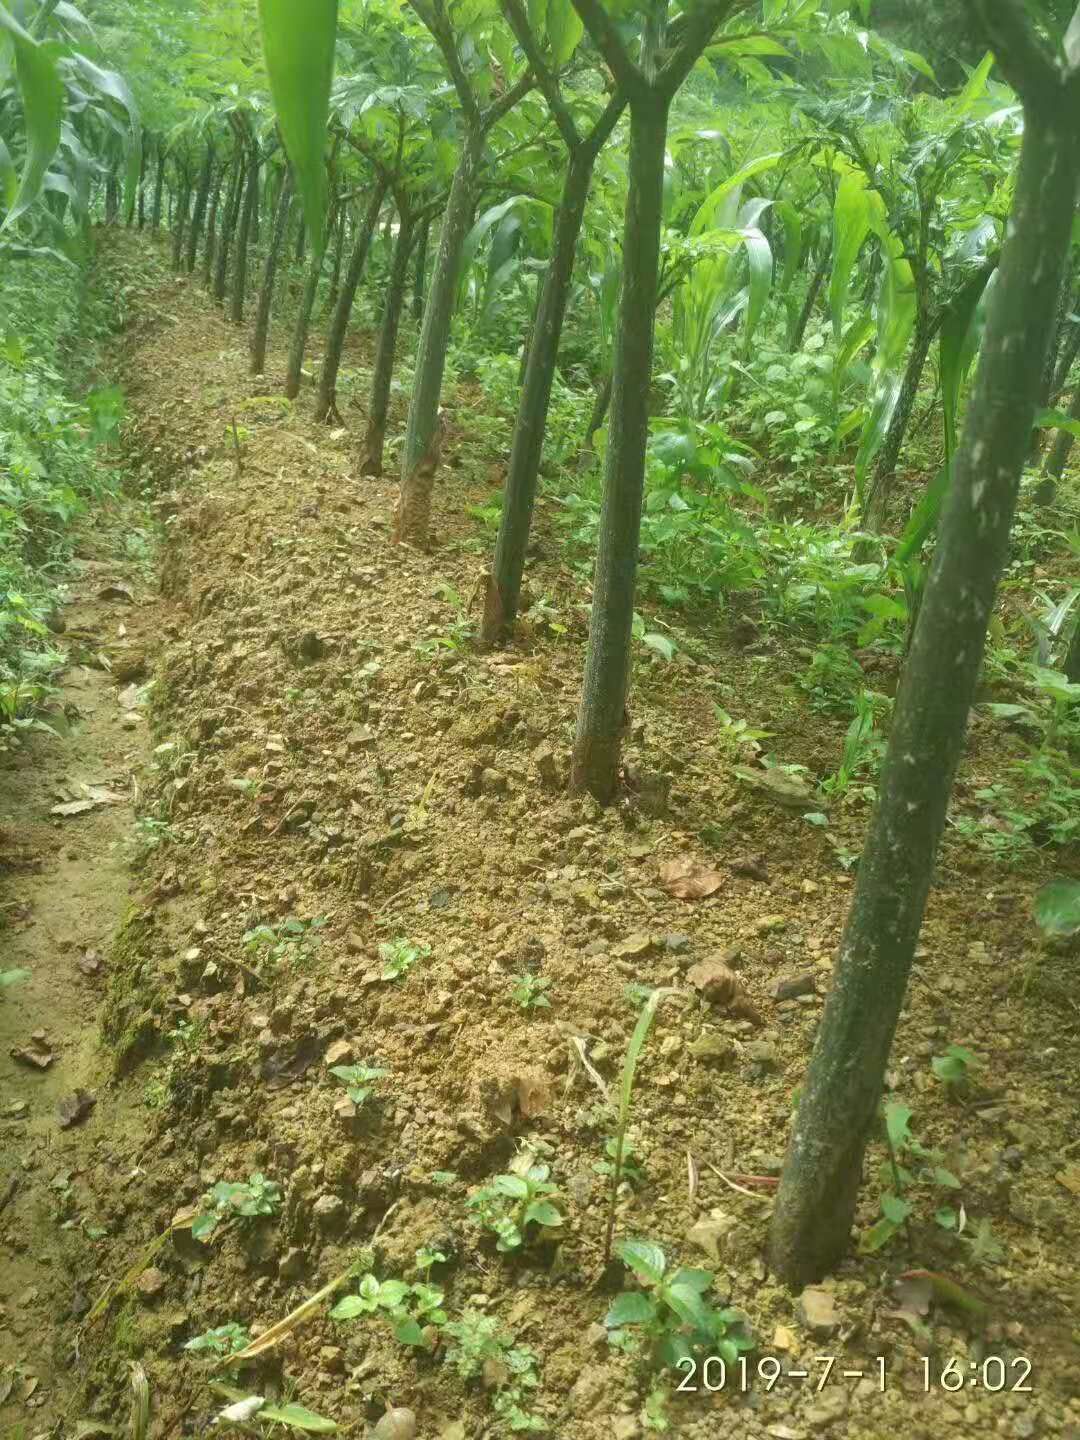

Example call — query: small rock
[771,973,816,1002]
[279,1247,306,1282]
[612,933,655,959]
[802,1389,847,1427]
[746,1040,779,1072]
[312,1193,347,1234]
[753,914,787,935]
[319,1344,344,1373]
[480,767,507,796]
[533,744,564,791]
[729,854,769,881]
[688,1212,736,1260]
[297,630,326,662]
[325,1039,353,1067]
[772,1324,795,1351]
[663,933,691,954]
[372,1407,417,1440]
[796,1285,840,1338]
[733,765,816,811]
[137,1267,167,1300]
[688,1033,733,1066]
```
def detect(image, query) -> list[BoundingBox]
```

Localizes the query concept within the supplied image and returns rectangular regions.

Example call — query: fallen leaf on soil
[1055,1164,1080,1196]
[479,1071,552,1125]
[686,958,761,1022]
[11,1033,54,1069]
[892,1271,934,1317]
[98,582,135,603]
[659,857,725,900]
[51,784,126,817]
[118,683,144,710]
[897,1268,988,1320]
[733,764,816,811]
[57,1089,96,1128]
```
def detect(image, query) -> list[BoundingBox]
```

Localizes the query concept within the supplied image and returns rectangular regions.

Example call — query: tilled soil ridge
[4,233,1078,1439]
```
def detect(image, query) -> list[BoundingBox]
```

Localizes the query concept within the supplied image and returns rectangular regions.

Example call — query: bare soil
[1,231,1079,1440]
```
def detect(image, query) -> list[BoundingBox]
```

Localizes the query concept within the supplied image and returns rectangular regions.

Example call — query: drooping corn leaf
[0,5,64,231]
[257,0,338,254]
[828,171,871,339]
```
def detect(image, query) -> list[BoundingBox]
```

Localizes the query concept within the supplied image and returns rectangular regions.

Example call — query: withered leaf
[686,959,762,1023]
[11,1033,54,1069]
[659,857,725,900]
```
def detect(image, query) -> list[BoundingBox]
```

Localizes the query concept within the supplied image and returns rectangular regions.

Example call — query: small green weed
[467,1162,563,1252]
[190,1173,282,1242]
[379,937,431,980]
[329,1063,389,1109]
[509,974,551,1010]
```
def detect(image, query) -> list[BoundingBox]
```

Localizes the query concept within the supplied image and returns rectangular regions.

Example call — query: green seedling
[329,1063,389,1108]
[509,974,552,1010]
[594,1136,645,1188]
[931,1044,980,1095]
[191,1173,282,1242]
[604,989,677,1263]
[467,1163,563,1252]
[860,1102,964,1254]
[184,1322,251,1357]
[331,1272,447,1350]
[379,937,431,980]
[443,1309,547,1433]
[605,1238,754,1371]
[242,916,325,974]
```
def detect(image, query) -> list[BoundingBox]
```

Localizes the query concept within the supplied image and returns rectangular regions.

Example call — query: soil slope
[1,232,1079,1440]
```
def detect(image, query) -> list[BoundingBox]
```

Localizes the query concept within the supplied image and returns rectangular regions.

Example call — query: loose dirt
[1,231,1078,1440]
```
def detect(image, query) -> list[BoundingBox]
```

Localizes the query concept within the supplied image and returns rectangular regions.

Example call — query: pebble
[796,1285,840,1338]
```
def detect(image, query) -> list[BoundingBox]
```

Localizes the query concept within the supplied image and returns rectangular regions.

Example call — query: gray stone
[312,1193,347,1234]
[796,1285,840,1338]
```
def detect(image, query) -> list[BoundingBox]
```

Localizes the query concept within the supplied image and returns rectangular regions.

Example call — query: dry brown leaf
[658,857,725,900]
[686,959,762,1023]
[11,1032,54,1069]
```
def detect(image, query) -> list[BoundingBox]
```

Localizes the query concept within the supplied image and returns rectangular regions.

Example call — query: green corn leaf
[833,313,874,395]
[776,201,802,296]
[1034,406,1080,439]
[72,55,141,221]
[257,0,337,254]
[828,171,871,339]
[941,264,996,464]
[955,50,994,116]
[854,222,915,500]
[0,134,16,211]
[690,151,782,237]
[739,225,773,352]
[258,1401,339,1433]
[0,5,63,232]
[895,462,950,569]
